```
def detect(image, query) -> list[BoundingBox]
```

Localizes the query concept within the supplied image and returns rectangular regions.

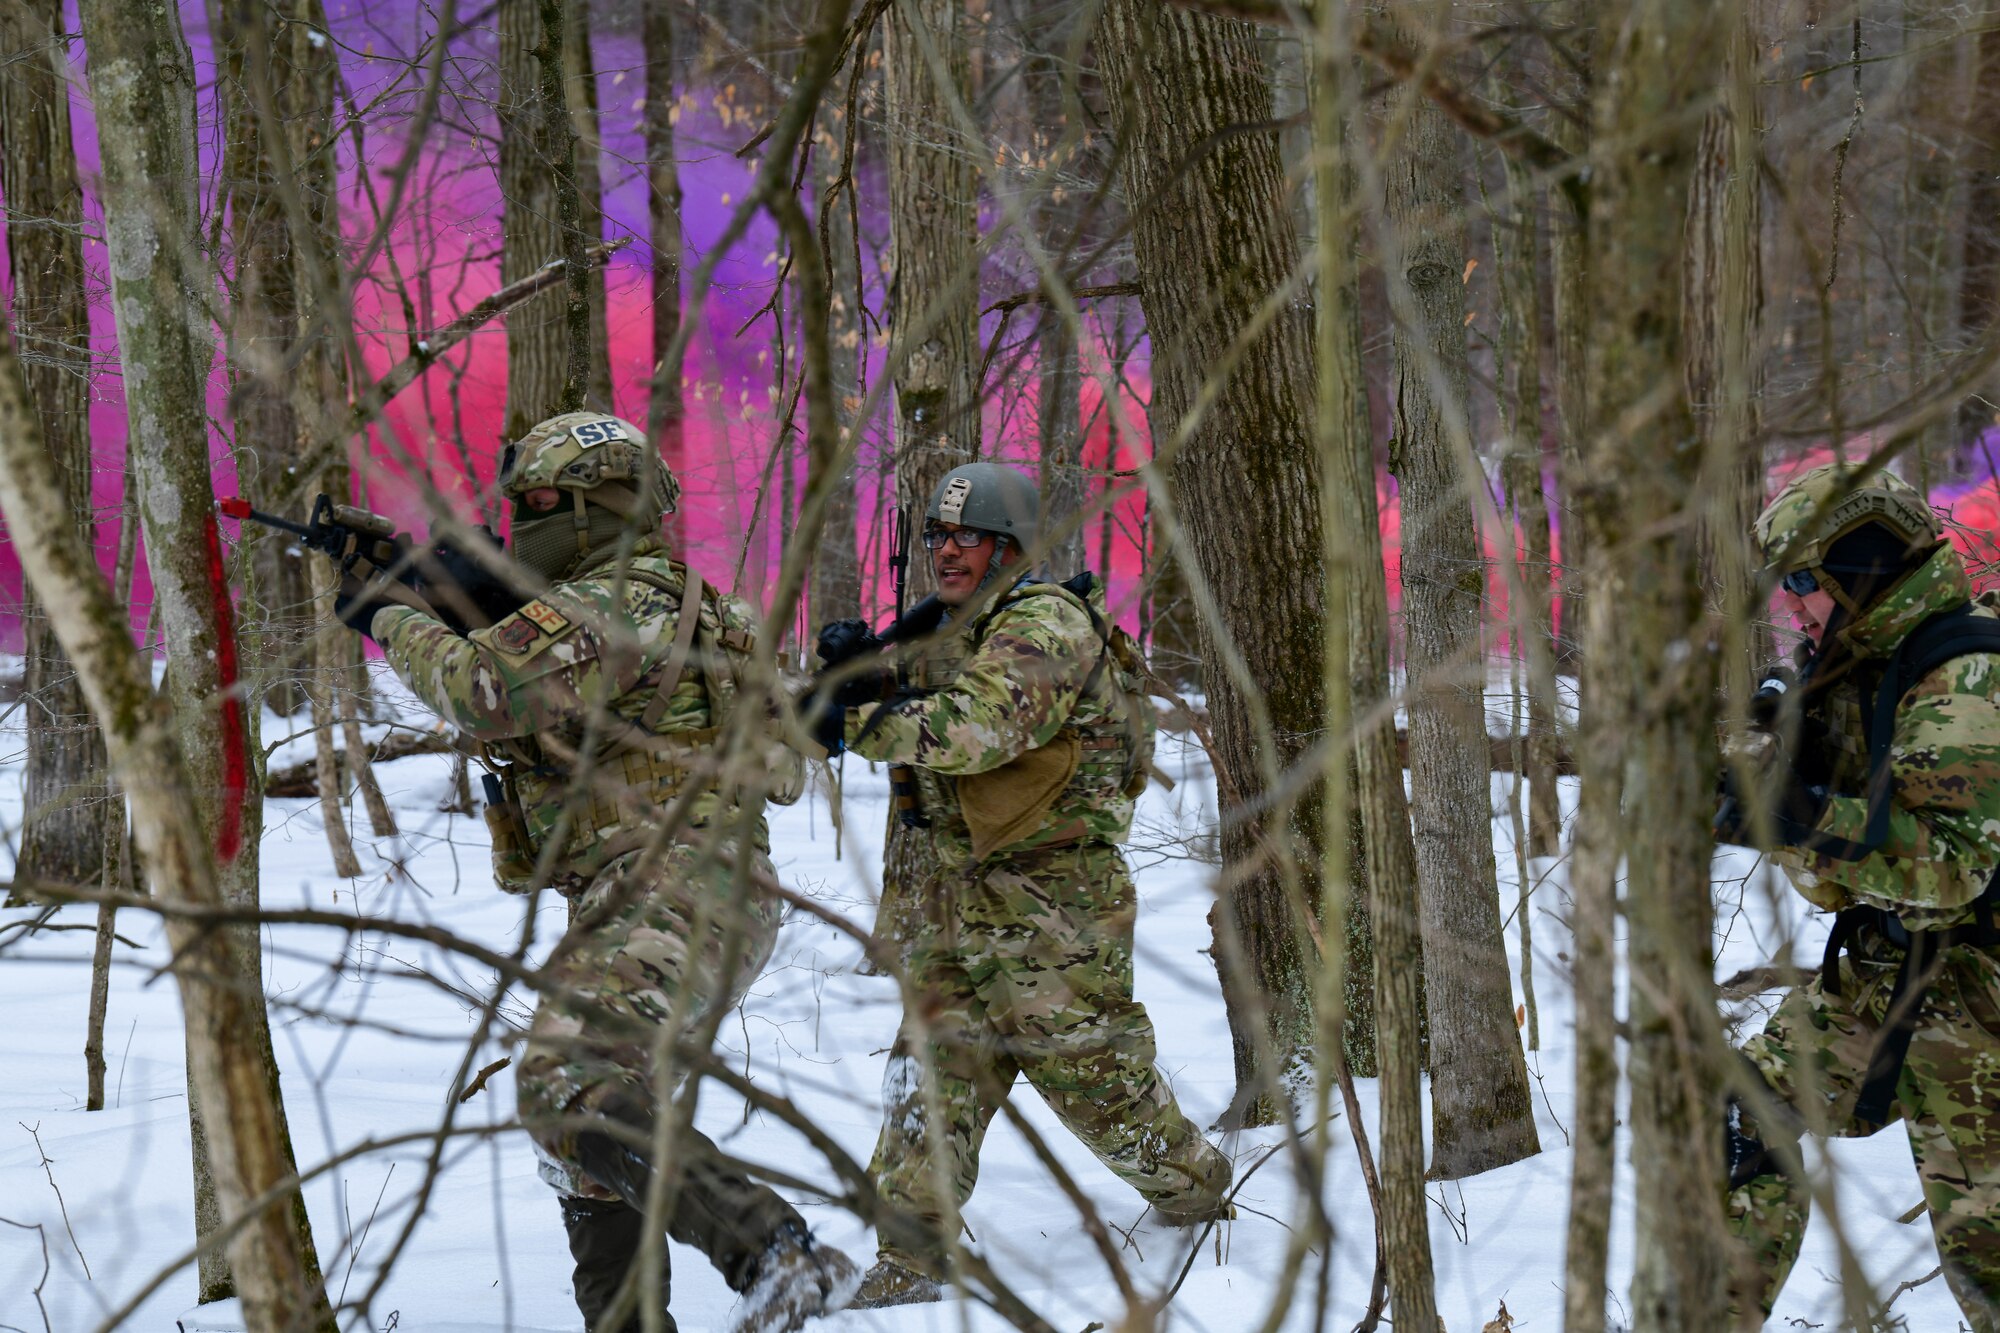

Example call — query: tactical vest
[907,576,1155,864]
[485,555,801,884]
[1791,594,2000,1126]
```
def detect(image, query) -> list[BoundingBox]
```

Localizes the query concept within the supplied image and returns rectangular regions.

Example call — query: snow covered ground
[0,669,1972,1331]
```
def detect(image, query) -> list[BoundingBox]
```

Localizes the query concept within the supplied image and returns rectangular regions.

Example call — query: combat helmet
[1753,462,1943,612]
[500,412,679,580]
[924,462,1040,550]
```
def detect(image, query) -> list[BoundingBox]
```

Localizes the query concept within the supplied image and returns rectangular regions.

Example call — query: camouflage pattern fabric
[517,838,781,1205]
[868,842,1231,1275]
[1768,547,2000,928]
[845,580,1226,1271]
[846,579,1152,872]
[1727,950,2000,1330]
[1726,539,2000,1327]
[371,535,796,1227]
[374,536,799,882]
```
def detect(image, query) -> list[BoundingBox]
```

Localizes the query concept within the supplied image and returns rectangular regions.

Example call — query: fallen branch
[355,238,628,434]
[1717,963,1819,1002]
[266,731,455,798]
[456,1057,512,1105]
[982,281,1141,317]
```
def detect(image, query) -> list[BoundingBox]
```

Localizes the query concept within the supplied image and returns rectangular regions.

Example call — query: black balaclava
[1820,521,1933,613]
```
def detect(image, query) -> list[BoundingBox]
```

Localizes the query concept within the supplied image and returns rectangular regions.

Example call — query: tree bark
[0,0,111,897]
[1586,3,1729,1326]
[500,0,586,436]
[1312,10,1436,1322]
[1380,9,1539,1181]
[885,0,980,585]
[1489,125,1561,864]
[1548,4,1590,666]
[810,70,863,624]
[1684,7,1766,694]
[1959,22,2000,448]
[876,0,983,964]
[0,309,333,1333]
[564,0,612,410]
[78,1,329,1313]
[643,0,686,537]
[1021,11,1086,581]
[1099,1,1329,1126]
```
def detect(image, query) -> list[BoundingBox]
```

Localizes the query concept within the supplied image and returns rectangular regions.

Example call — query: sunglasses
[1780,567,1819,596]
[922,526,991,550]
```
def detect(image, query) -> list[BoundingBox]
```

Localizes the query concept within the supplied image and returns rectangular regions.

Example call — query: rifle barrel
[217,496,315,541]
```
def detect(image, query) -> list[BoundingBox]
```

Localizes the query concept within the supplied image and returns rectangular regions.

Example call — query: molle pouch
[481,771,540,893]
[957,734,1081,861]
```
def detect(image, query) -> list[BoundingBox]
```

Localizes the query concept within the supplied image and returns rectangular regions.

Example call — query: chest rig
[1790,598,2000,1126]
[486,558,795,887]
[904,575,1155,861]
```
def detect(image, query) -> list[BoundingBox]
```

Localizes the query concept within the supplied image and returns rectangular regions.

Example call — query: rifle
[218,493,522,636]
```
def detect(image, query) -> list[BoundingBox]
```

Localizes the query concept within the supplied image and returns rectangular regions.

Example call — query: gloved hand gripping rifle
[219,494,523,636]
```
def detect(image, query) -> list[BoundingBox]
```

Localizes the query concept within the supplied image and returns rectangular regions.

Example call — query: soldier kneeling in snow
[1719,463,2000,1330]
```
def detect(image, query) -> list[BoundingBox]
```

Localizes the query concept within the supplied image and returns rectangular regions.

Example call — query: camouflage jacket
[846,576,1153,868]
[1776,543,2000,929]
[372,536,795,871]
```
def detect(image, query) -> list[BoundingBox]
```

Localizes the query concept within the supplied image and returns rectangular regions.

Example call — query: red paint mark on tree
[204,511,246,863]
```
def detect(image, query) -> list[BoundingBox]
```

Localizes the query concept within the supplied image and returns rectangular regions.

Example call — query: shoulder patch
[471,599,585,665]
[493,618,542,654]
[519,600,572,635]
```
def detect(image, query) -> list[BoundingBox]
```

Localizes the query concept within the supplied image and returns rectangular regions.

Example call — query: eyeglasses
[922,526,991,550]
[1780,567,1820,596]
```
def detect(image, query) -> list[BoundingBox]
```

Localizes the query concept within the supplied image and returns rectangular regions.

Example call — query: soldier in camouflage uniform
[1719,463,2000,1330]
[815,463,1233,1307]
[337,412,857,1333]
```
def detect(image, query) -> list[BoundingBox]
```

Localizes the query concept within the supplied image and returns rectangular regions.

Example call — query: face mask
[510,499,643,582]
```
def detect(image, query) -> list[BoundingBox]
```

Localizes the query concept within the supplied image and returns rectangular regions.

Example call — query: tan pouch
[958,734,1081,861]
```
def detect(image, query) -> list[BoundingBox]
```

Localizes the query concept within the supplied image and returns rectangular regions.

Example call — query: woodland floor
[0,669,1968,1331]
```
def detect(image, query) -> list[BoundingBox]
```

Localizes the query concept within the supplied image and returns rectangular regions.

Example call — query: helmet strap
[571,488,591,559]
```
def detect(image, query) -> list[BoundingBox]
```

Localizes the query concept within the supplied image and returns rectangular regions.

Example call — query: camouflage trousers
[1726,941,2000,1331]
[868,841,1231,1273]
[516,838,803,1289]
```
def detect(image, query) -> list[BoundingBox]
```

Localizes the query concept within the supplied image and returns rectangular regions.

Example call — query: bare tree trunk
[877,0,983,963]
[1381,10,1539,1181]
[1901,0,1966,486]
[643,0,686,542]
[810,72,863,624]
[1959,22,2000,449]
[78,2,329,1314]
[85,480,146,1114]
[1549,4,1591,665]
[1684,7,1767,694]
[885,0,980,585]
[0,280,333,1333]
[500,0,585,435]
[1020,10,1086,580]
[1100,1,1330,1127]
[1587,3,1728,1327]
[564,0,612,410]
[1312,11,1437,1322]
[0,0,110,898]
[1489,128,1561,862]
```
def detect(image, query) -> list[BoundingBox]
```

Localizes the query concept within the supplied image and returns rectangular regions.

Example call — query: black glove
[416,526,521,634]
[335,571,399,640]
[1724,1096,1780,1189]
[816,618,883,670]
[1714,765,1829,848]
[810,699,848,758]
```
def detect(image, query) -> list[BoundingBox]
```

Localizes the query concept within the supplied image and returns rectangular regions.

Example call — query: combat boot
[847,1256,944,1308]
[560,1195,674,1333]
[726,1220,863,1333]
[1152,1196,1236,1228]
